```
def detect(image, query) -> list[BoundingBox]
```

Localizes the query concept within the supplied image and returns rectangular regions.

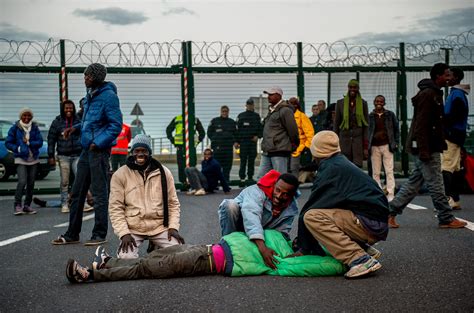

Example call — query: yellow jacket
[292,110,314,157]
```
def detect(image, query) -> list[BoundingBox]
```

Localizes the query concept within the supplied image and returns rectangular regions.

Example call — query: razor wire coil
[0,29,472,68]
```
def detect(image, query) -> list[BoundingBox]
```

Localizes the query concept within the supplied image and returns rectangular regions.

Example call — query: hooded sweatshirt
[444,84,470,146]
[406,78,447,160]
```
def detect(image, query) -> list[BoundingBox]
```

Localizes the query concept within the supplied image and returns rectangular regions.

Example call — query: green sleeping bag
[222,229,345,277]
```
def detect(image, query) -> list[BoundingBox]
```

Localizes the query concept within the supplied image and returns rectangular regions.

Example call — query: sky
[0,0,473,45]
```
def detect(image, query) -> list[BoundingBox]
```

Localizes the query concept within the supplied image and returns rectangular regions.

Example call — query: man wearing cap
[293,131,389,279]
[52,63,122,246]
[235,98,262,185]
[108,134,184,258]
[334,79,369,168]
[257,87,299,178]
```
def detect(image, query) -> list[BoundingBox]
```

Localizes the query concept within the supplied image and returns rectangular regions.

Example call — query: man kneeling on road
[108,134,184,258]
[292,131,389,279]
[65,229,345,283]
[218,170,300,269]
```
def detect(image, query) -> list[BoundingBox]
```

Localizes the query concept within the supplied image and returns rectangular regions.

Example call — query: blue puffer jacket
[81,82,123,149]
[5,121,43,160]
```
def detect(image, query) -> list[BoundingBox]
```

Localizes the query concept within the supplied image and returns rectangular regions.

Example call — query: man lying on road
[65,229,345,283]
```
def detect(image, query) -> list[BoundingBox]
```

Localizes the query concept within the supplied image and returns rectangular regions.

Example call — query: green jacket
[221,230,345,277]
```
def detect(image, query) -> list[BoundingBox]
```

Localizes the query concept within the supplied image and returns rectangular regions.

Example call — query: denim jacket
[233,184,299,241]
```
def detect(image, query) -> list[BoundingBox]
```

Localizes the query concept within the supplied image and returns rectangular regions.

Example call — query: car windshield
[0,121,13,140]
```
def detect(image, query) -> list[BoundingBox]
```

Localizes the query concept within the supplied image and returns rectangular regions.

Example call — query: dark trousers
[239,141,257,180]
[213,145,233,183]
[93,244,213,281]
[110,154,127,172]
[65,149,110,241]
[443,170,461,202]
[296,211,326,256]
[14,163,38,206]
[176,145,186,184]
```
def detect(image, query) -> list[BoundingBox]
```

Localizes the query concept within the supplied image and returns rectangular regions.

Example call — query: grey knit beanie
[84,63,107,84]
[131,134,152,154]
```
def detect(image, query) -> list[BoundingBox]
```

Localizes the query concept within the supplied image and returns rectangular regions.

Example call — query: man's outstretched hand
[119,234,137,254]
[253,239,279,269]
[168,228,185,244]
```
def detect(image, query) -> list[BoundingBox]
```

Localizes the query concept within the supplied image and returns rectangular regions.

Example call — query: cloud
[0,22,50,41]
[73,7,148,26]
[162,7,197,16]
[341,7,474,45]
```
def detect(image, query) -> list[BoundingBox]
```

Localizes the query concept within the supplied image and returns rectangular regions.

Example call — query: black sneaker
[92,246,110,270]
[66,259,91,283]
[33,197,47,207]
[84,237,107,246]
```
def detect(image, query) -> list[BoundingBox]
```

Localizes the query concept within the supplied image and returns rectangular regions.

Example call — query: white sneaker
[84,203,94,212]
[186,190,196,195]
[447,197,461,210]
[194,188,206,196]
[61,204,70,213]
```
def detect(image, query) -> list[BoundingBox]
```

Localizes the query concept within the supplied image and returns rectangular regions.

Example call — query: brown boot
[439,218,467,229]
[388,215,399,228]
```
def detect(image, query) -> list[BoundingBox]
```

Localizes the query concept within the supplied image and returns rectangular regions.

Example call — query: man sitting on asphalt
[218,170,300,269]
[108,134,184,259]
[292,131,389,279]
[65,229,345,283]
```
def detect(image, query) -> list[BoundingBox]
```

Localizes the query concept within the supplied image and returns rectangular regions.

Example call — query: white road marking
[407,203,473,231]
[0,230,50,247]
[407,203,428,210]
[54,213,95,228]
[456,218,474,231]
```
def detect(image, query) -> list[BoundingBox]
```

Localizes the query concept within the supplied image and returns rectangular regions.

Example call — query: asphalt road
[0,188,473,312]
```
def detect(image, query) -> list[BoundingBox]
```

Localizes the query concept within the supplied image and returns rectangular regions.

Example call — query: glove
[119,234,137,254]
[168,228,185,244]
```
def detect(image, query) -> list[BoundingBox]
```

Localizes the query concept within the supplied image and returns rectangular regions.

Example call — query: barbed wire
[0,30,472,68]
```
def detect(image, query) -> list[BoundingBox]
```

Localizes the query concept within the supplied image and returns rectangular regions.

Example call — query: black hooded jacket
[47,102,82,157]
[406,78,447,160]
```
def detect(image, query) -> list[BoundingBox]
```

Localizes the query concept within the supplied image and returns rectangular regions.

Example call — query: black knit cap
[84,63,107,84]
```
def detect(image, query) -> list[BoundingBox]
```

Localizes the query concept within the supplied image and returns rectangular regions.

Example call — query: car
[0,120,55,181]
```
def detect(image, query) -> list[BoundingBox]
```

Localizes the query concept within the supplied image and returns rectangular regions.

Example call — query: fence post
[296,42,305,110]
[58,39,68,104]
[441,48,451,99]
[181,41,197,172]
[327,72,331,105]
[399,42,409,176]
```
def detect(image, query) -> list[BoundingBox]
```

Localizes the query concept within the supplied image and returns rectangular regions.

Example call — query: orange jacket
[111,124,132,155]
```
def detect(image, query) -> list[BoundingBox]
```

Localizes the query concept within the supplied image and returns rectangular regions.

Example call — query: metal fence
[1,30,474,178]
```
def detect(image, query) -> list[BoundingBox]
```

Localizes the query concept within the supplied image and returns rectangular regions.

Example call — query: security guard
[207,106,237,183]
[166,114,205,184]
[236,98,262,185]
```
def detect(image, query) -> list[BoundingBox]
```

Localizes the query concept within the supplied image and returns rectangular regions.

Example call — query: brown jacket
[109,160,181,239]
[406,79,447,160]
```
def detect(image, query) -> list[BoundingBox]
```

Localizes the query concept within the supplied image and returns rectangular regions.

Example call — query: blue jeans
[64,149,110,241]
[218,199,244,236]
[389,153,454,224]
[14,163,38,206]
[257,155,289,179]
[57,155,79,206]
